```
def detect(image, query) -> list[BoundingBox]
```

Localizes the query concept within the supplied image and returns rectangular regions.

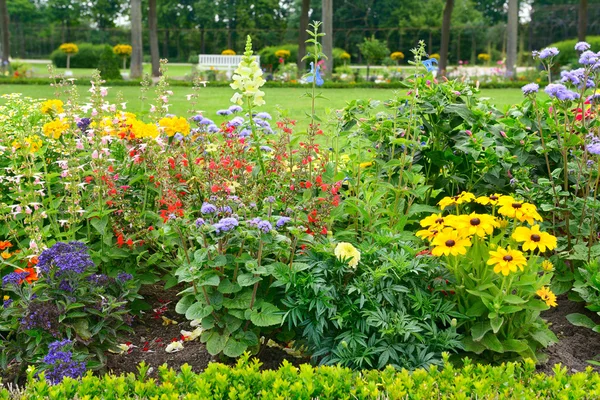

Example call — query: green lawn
[25,63,196,79]
[0,84,523,129]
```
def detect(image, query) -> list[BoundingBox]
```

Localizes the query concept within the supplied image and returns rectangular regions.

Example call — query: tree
[322,0,333,78]
[578,0,588,41]
[438,0,455,77]
[506,0,518,78]
[130,0,143,78]
[148,0,160,76]
[88,0,126,29]
[0,0,9,64]
[297,0,310,72]
[358,36,389,80]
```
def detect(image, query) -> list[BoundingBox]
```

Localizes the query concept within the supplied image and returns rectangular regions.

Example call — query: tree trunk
[322,0,333,78]
[0,0,10,64]
[438,0,454,77]
[297,0,310,72]
[130,0,143,79]
[578,0,588,42]
[506,0,518,78]
[149,0,160,77]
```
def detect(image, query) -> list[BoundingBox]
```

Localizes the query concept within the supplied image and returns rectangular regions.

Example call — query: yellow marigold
[129,119,158,139]
[536,286,557,307]
[541,260,554,272]
[453,213,498,238]
[113,44,133,56]
[334,242,361,268]
[429,53,440,60]
[222,49,236,56]
[41,99,64,115]
[512,225,557,253]
[275,49,291,59]
[431,228,471,257]
[487,246,528,276]
[477,53,491,62]
[59,43,79,54]
[438,192,475,209]
[497,197,542,224]
[391,51,405,61]
[340,51,351,60]
[24,135,43,153]
[159,116,191,137]
[475,193,503,206]
[42,119,69,140]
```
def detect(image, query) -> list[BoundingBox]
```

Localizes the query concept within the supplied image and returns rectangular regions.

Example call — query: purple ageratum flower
[217,109,232,116]
[76,118,91,132]
[253,118,271,128]
[228,116,244,127]
[256,112,272,120]
[201,202,217,214]
[257,220,272,233]
[218,205,232,214]
[575,42,591,52]
[238,129,251,138]
[228,105,243,113]
[276,216,291,228]
[556,89,580,101]
[213,217,239,234]
[42,340,86,385]
[117,273,133,282]
[37,242,94,277]
[544,83,579,101]
[58,280,74,292]
[538,47,559,59]
[263,127,275,135]
[579,50,599,66]
[2,271,29,287]
[521,83,539,95]
[248,217,262,227]
[207,124,220,133]
[192,115,204,122]
[265,196,276,204]
[587,141,600,155]
[260,146,273,152]
[195,217,206,227]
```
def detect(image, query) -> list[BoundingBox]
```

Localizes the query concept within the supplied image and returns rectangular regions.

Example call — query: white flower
[229,36,266,108]
[165,340,184,353]
[180,327,203,341]
[334,242,361,268]
[190,319,202,327]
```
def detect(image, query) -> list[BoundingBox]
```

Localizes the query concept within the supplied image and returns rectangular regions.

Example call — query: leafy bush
[568,259,600,334]
[277,240,462,370]
[97,46,122,80]
[260,44,349,71]
[50,43,107,69]
[8,354,600,399]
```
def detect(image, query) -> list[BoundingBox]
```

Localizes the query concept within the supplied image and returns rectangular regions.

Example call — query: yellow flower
[130,119,159,139]
[3,295,9,301]
[487,246,528,276]
[113,44,133,56]
[59,43,79,54]
[230,36,266,107]
[391,51,405,61]
[453,213,498,238]
[431,228,472,257]
[541,260,554,272]
[437,192,475,209]
[512,225,557,252]
[221,49,236,55]
[1,251,11,259]
[536,286,557,307]
[340,51,351,60]
[40,99,64,115]
[334,242,361,268]
[420,213,448,230]
[359,161,373,168]
[497,197,542,224]
[159,116,191,137]
[475,193,503,206]
[275,49,291,59]
[416,227,439,241]
[42,119,69,139]
[24,135,43,153]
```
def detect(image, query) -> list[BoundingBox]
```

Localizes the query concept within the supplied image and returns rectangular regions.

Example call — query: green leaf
[73,320,92,340]
[223,338,247,358]
[471,321,492,341]
[237,273,261,287]
[185,303,214,320]
[205,331,227,355]
[566,313,597,330]
[197,271,220,287]
[250,303,283,327]
[530,328,558,347]
[502,339,529,354]
[90,216,108,236]
[503,295,527,304]
[490,316,504,333]
[222,291,253,310]
[480,333,504,353]
[462,337,486,354]
[465,301,487,317]
[498,305,523,314]
[218,279,241,294]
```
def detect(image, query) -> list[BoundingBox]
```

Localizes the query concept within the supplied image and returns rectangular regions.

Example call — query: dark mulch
[538,294,600,374]
[105,284,308,377]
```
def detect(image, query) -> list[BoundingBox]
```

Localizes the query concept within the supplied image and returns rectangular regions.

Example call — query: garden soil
[106,286,600,377]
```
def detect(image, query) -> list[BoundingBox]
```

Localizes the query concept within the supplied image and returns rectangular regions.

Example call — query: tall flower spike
[230,36,266,107]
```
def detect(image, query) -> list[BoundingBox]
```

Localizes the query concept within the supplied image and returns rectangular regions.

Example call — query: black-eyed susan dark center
[490,195,498,200]
[445,239,456,247]
[503,255,514,261]
[531,234,541,242]
[511,203,522,209]
[470,218,481,226]
[435,218,444,224]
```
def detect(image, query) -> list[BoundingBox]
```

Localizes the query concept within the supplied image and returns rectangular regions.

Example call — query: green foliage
[569,260,600,334]
[97,46,122,80]
[276,240,462,370]
[260,44,349,71]
[8,354,600,399]
[358,36,389,66]
[548,36,600,68]
[50,43,108,69]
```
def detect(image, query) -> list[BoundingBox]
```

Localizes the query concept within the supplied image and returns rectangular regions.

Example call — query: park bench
[197,54,261,75]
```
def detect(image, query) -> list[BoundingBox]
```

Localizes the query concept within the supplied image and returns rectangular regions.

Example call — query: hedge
[50,43,111,69]
[3,354,600,399]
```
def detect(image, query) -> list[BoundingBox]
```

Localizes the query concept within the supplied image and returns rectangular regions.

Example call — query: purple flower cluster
[229,105,243,113]
[21,302,60,333]
[521,83,539,95]
[260,146,273,152]
[575,41,591,52]
[560,68,594,89]
[256,112,272,120]
[37,242,95,277]
[238,129,251,138]
[195,217,206,227]
[276,216,291,228]
[117,272,133,282]
[3,298,13,308]
[579,50,599,66]
[42,340,86,385]
[587,136,600,155]
[228,116,245,127]
[213,217,239,234]
[201,202,217,214]
[58,280,74,292]
[76,118,91,133]
[537,47,559,59]
[544,83,580,101]
[87,274,112,286]
[217,109,232,116]
[2,271,29,288]
[248,217,273,233]
[193,115,214,125]
[207,125,220,133]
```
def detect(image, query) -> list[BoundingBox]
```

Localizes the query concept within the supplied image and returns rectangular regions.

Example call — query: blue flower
[217,109,232,116]
[117,273,133,282]
[195,218,206,227]
[201,202,217,214]
[306,62,324,86]
[260,146,273,152]
[579,50,598,66]
[422,58,438,72]
[42,340,86,385]
[575,41,591,52]
[257,220,272,233]
[207,124,219,133]
[213,217,239,234]
[228,116,245,127]
[228,105,243,113]
[521,83,539,95]
[276,216,291,228]
[256,112,272,120]
[37,242,94,277]
[2,271,29,287]
[538,47,559,59]
[238,129,251,138]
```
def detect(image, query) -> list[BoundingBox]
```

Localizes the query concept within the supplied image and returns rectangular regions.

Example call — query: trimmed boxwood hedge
[50,43,109,69]
[3,354,600,399]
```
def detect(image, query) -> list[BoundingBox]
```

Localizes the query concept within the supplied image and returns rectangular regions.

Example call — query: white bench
[198,54,261,75]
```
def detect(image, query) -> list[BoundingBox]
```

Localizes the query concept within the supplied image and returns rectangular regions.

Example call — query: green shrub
[260,44,349,72]
[50,43,107,69]
[547,36,600,68]
[8,354,600,399]
[97,46,122,80]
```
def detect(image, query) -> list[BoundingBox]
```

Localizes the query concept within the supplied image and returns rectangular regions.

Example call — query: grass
[26,63,196,79]
[0,84,524,130]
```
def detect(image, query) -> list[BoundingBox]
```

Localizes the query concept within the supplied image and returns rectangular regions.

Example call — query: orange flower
[15,267,38,284]
[0,241,12,250]
[28,256,39,267]
[1,252,11,259]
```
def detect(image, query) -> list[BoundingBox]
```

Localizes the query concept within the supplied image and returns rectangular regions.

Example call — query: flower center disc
[503,255,514,261]
[531,234,541,242]
[470,218,481,226]
[445,239,456,247]
[490,195,498,200]
[435,218,444,224]
[512,203,522,209]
